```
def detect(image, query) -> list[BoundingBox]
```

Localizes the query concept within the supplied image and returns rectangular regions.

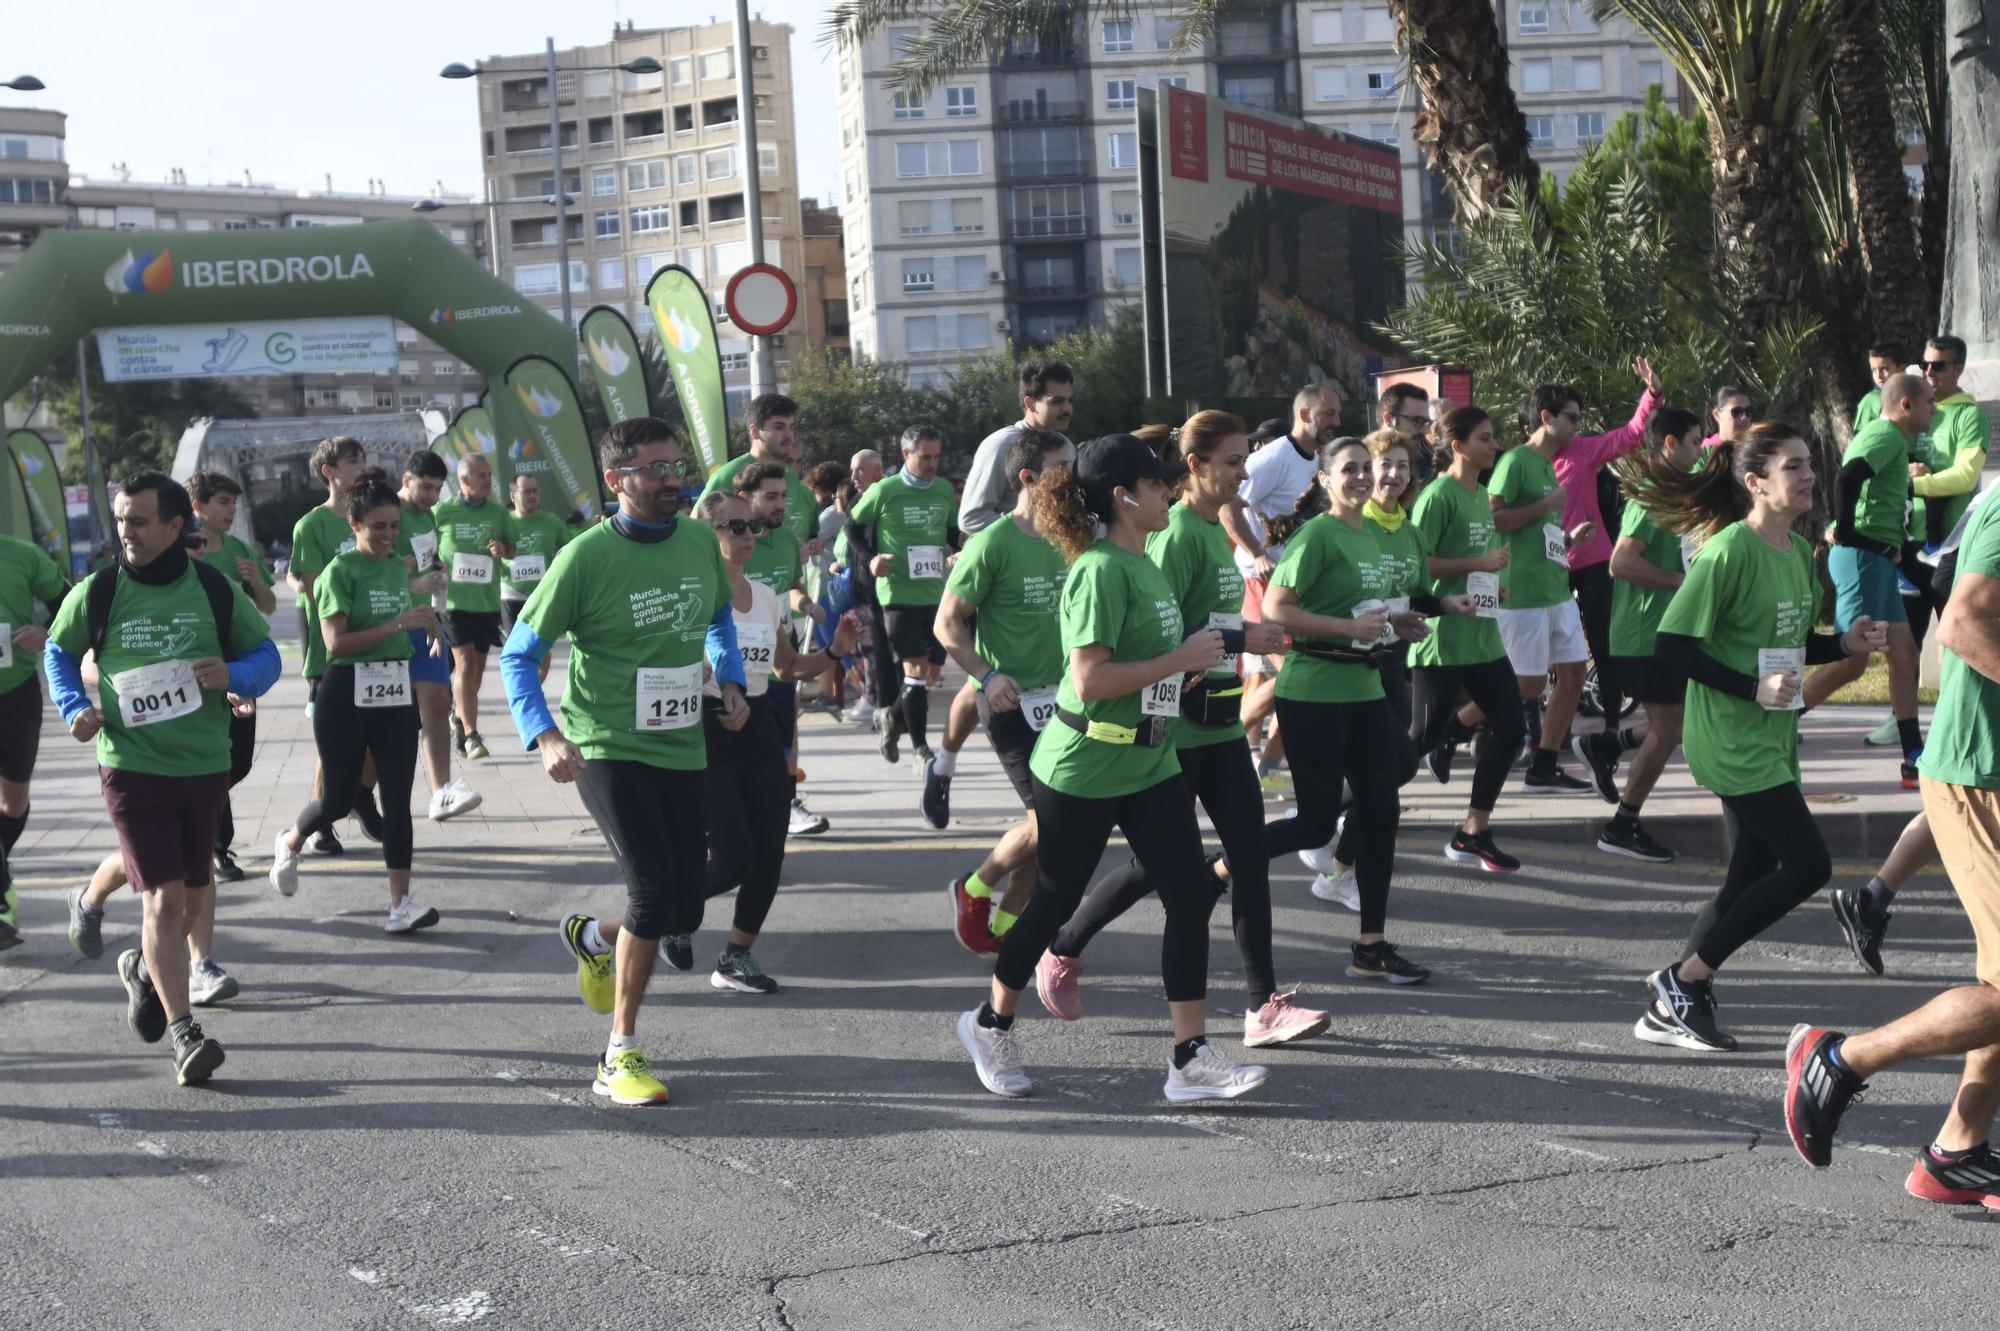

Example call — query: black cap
[1248,417,1289,444]
[1075,433,1187,494]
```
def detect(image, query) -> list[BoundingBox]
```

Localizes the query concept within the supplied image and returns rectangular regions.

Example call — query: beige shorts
[1920,777,2000,988]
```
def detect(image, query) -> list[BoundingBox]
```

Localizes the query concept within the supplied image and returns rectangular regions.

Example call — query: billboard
[1141,86,1405,401]
[95,315,399,382]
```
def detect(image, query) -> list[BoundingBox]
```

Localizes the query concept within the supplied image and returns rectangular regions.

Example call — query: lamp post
[3,76,45,91]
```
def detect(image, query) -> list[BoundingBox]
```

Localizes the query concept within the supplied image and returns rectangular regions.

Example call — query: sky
[10,0,845,206]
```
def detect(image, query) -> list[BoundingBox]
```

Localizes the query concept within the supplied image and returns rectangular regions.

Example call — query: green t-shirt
[1608,495,1687,658]
[1486,445,1569,609]
[518,518,729,771]
[1852,388,1882,436]
[707,453,817,548]
[850,471,958,607]
[1657,523,1817,797]
[1029,539,1184,799]
[502,510,571,599]
[290,503,357,679]
[199,533,272,596]
[1407,475,1505,668]
[745,525,804,600]
[0,535,68,696]
[395,501,440,575]
[313,549,415,666]
[435,496,508,614]
[1841,417,1914,548]
[945,515,1068,689]
[1147,503,1247,748]
[48,561,271,777]
[1922,494,2000,788]
[1270,513,1394,704]
[1364,504,1429,634]
[1914,396,1994,541]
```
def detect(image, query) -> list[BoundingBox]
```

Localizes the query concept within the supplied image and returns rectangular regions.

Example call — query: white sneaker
[1310,868,1361,911]
[849,700,876,727]
[787,796,829,836]
[188,959,240,1006]
[269,833,300,897]
[1164,1041,1269,1103]
[428,780,484,822]
[1298,842,1338,875]
[956,1008,1031,1098]
[385,895,440,934]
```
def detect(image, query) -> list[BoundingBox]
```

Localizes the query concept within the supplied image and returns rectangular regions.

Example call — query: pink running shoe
[1035,950,1083,1020]
[1244,990,1331,1048]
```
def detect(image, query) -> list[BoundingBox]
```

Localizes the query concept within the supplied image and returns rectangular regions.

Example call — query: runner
[1572,407,1705,863]
[188,471,272,882]
[1630,424,1886,1052]
[394,450,481,823]
[0,530,67,950]
[937,430,1073,953]
[842,449,886,730]
[435,452,512,763]
[1704,386,1753,449]
[503,416,746,1107]
[288,436,375,853]
[45,470,280,1084]
[499,472,571,683]
[1038,413,1333,1041]
[268,476,438,934]
[955,434,1267,1103]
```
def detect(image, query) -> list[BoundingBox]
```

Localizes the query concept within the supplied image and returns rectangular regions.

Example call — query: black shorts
[1612,653,1686,707]
[574,759,707,940]
[976,692,1040,809]
[0,674,43,784]
[884,605,946,666]
[499,597,527,639]
[443,610,504,654]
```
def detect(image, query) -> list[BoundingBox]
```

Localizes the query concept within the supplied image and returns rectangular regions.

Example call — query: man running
[502,417,746,1107]
[732,461,829,835]
[288,436,376,852]
[397,450,481,822]
[500,472,571,682]
[435,453,513,762]
[0,529,67,949]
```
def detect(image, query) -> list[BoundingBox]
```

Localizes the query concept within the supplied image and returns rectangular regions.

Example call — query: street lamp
[442,45,664,334]
[3,76,45,91]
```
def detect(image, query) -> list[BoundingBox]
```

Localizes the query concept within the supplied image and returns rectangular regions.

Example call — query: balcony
[1000,36,1081,68]
[1019,277,1089,298]
[1005,214,1088,241]
[1221,91,1300,116]
[999,157,1088,183]
[1000,100,1085,124]
[501,80,551,113]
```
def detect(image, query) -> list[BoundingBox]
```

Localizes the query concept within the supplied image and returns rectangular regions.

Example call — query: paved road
[2,654,1993,1330]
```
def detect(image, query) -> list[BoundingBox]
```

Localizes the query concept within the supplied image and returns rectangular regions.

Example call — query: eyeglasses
[1922,360,1960,374]
[711,518,755,537]
[613,461,680,481]
[1727,407,1753,418]
[1394,413,1429,431]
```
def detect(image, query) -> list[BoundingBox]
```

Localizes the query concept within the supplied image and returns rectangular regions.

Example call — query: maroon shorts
[100,767,230,892]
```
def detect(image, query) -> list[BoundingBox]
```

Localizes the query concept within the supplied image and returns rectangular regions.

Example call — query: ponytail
[1641,422,1804,540]
[1262,477,1326,549]
[1030,462,1109,563]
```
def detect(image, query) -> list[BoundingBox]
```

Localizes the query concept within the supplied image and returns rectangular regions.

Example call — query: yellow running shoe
[593,1048,668,1106]
[560,914,614,1014]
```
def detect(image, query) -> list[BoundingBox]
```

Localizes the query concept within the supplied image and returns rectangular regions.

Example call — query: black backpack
[85,557,241,663]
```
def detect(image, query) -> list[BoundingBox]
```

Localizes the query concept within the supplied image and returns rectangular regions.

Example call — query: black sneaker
[1634,967,1736,1052]
[1570,732,1621,804]
[117,949,167,1044]
[660,934,694,972]
[921,757,951,829]
[1596,820,1675,864]
[1442,829,1519,874]
[1900,761,1920,791]
[1424,742,1456,785]
[352,787,386,844]
[1829,888,1889,977]
[171,1020,225,1086]
[1905,1142,2000,1205]
[1346,940,1431,986]
[1522,763,1594,795]
[211,848,244,883]
[449,712,466,757]
[1784,1024,1865,1167]
[877,707,903,764]
[310,827,345,856]
[711,949,779,994]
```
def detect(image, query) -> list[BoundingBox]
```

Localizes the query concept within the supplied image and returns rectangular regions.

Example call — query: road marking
[1535,1141,1616,1163]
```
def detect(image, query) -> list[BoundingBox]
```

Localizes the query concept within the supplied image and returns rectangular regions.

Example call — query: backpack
[86,557,241,663]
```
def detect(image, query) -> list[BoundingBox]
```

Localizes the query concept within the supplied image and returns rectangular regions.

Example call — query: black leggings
[1683,782,1833,970]
[866,598,899,709]
[1570,562,1619,724]
[1050,737,1276,1007]
[575,759,707,940]
[214,709,257,855]
[702,700,791,938]
[1263,696,1402,935]
[1410,656,1528,814]
[995,772,1217,1003]
[293,665,418,871]
[1334,663,1417,864]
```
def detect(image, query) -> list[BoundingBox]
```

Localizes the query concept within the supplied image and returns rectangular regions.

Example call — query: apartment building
[799,197,851,360]
[836,1,1680,379]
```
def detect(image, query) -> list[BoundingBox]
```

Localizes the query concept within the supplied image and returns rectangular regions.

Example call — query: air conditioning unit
[754,46,769,60]
[989,269,1003,281]
[995,318,1011,332]
[771,334,787,347]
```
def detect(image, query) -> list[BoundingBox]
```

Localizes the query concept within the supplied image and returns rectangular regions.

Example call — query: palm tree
[1880,0,1948,328]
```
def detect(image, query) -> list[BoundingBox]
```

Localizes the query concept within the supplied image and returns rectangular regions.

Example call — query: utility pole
[734,0,774,396]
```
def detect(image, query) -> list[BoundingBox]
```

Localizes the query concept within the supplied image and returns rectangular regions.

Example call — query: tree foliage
[14,340,259,484]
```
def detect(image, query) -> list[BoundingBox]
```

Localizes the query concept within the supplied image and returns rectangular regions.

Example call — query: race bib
[114,659,200,730]
[1466,571,1500,619]
[738,621,777,686]
[1350,598,1389,649]
[355,660,412,709]
[338,537,358,555]
[452,551,494,585]
[508,553,546,584]
[1758,646,1806,712]
[1018,685,1059,732]
[410,531,438,574]
[635,662,703,731]
[1141,673,1181,718]
[1542,523,1568,565]
[907,545,945,580]
[1680,533,1701,573]
[0,623,11,671]
[1209,611,1242,673]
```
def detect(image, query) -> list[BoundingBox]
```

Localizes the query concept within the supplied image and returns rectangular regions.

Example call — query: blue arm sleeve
[44,641,91,723]
[501,618,559,752]
[226,637,282,700]
[707,603,746,690]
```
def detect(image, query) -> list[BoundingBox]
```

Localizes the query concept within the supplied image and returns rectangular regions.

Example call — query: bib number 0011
[114,659,201,729]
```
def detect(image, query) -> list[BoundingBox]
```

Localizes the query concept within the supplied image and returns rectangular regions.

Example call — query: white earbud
[1119,494,1139,509]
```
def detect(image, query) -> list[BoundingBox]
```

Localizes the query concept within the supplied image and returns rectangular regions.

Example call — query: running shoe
[1423,742,1456,785]
[560,913,614,1014]
[68,885,104,959]
[1905,1143,2000,1206]
[920,757,951,829]
[385,895,440,934]
[1596,820,1675,864]
[912,743,936,770]
[877,707,902,764]
[189,959,239,1006]
[1900,761,1920,791]
[787,796,829,836]
[711,949,779,994]
[269,833,301,897]
[1522,764,1594,795]
[949,875,997,954]
[1443,829,1520,874]
[660,934,694,971]
[0,883,17,951]
[848,699,876,728]
[594,1048,669,1106]
[956,1008,1032,1098]
[1829,888,1890,977]
[1571,732,1622,804]
[117,949,167,1044]
[1035,950,1082,1020]
[1634,967,1736,1052]
[1163,1041,1269,1103]
[463,731,490,762]
[352,787,386,844]
[1346,940,1431,985]
[1783,1024,1865,1167]
[1297,836,1339,876]
[1243,990,1331,1048]
[1310,868,1360,912]
[171,1020,225,1087]
[212,849,244,883]
[1258,769,1294,796]
[449,712,466,756]
[310,827,344,855]
[1862,715,1900,746]
[428,780,484,822]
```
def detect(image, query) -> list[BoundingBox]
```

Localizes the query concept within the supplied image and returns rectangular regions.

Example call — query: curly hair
[1029,461,1112,563]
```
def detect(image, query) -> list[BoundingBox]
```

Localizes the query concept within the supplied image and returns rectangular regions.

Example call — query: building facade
[799,197,851,361]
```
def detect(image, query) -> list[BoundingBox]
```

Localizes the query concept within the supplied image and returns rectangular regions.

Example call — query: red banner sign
[1166,85,1208,182]
[1220,111,1401,215]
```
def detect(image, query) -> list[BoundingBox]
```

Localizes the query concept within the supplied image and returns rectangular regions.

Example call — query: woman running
[1037,413,1331,1047]
[955,434,1268,1103]
[1634,423,1887,1051]
[269,475,438,934]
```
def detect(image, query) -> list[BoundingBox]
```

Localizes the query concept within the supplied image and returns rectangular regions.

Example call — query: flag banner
[5,429,69,571]
[580,304,652,425]
[643,265,727,476]
[501,355,604,522]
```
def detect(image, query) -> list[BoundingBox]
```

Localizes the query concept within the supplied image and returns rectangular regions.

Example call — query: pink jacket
[1552,387,1662,570]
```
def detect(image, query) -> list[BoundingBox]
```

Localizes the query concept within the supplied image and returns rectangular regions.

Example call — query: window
[674,155,698,188]
[400,393,427,410]
[1159,75,1189,90]
[720,342,749,374]
[629,203,672,234]
[0,177,54,204]
[1012,185,1085,235]
[1309,9,1342,43]
[669,57,690,87]
[679,200,700,229]
[1522,59,1552,94]
[1519,5,1549,34]
[945,85,978,117]
[1566,8,1599,32]
[1107,131,1138,169]
[621,66,662,93]
[595,210,620,238]
[898,199,933,235]
[1314,67,1347,102]
[902,257,935,292]
[634,252,669,285]
[1364,69,1397,99]
[705,147,737,181]
[1103,19,1134,51]
[592,167,617,197]
[892,91,925,119]
[953,256,985,291]
[710,240,750,276]
[1112,189,1140,225]
[625,110,665,140]
[708,194,745,223]
[1574,111,1605,146]
[1106,79,1136,110]
[514,263,559,295]
[758,144,777,176]
[583,71,612,100]
[952,197,984,232]
[1362,6,1394,41]
[374,388,396,409]
[1639,60,1664,89]
[1113,247,1142,285]
[1573,57,1603,92]
[905,315,988,352]
[626,159,667,191]
[1153,16,1177,48]
[896,140,981,177]
[698,48,733,81]
[598,257,625,290]
[432,360,458,376]
[587,116,615,146]
[1526,115,1554,149]
[845,168,859,204]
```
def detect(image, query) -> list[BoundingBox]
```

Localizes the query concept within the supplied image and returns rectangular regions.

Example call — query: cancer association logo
[515,384,564,418]
[587,333,631,377]
[103,248,175,294]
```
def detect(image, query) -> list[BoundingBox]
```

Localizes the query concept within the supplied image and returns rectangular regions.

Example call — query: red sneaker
[1905,1145,2000,1206]
[949,875,995,955]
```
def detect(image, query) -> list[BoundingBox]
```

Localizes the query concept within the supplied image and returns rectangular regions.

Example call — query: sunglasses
[613,461,683,481]
[1923,360,1960,373]
[1726,407,1753,418]
[711,518,757,537]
